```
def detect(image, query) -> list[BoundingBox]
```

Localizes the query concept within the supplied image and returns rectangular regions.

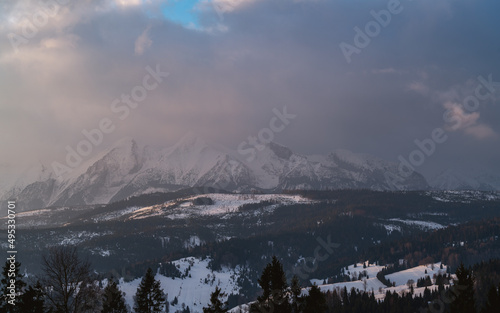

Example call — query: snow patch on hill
[230,262,451,313]
[387,218,445,230]
[108,193,316,221]
[428,190,500,203]
[119,257,241,313]
[385,263,447,287]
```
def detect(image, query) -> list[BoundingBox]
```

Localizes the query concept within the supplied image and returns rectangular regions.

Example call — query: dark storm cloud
[0,0,499,180]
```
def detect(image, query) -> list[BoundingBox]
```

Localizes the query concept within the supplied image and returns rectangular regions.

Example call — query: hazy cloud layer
[1,0,499,180]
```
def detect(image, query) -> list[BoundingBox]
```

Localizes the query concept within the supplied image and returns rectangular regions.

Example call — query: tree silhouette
[303,285,327,313]
[481,283,500,313]
[451,263,476,313]
[134,268,165,313]
[250,256,290,313]
[19,281,46,313]
[41,246,99,313]
[0,260,26,312]
[102,279,128,313]
[290,275,303,313]
[203,286,228,313]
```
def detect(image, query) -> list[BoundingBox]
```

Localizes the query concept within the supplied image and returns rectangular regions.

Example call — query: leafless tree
[41,245,101,313]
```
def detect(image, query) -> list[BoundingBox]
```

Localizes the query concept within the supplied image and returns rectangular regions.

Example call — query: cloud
[115,0,143,7]
[443,102,496,139]
[134,25,152,55]
[0,0,499,180]
[407,81,429,95]
[465,124,497,140]
[209,0,258,13]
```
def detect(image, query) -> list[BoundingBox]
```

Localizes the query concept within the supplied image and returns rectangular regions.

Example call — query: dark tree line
[0,246,166,313]
[3,245,500,313]
[203,257,500,313]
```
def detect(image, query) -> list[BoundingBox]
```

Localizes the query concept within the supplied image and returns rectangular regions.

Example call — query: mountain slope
[1,134,429,211]
[430,169,500,191]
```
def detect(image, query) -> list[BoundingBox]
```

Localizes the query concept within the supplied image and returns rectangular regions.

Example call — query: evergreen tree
[203,287,228,313]
[0,260,26,313]
[171,296,178,306]
[134,268,165,313]
[102,280,128,313]
[250,256,290,313]
[19,281,46,313]
[303,285,327,313]
[450,263,476,313]
[290,276,303,313]
[481,283,500,313]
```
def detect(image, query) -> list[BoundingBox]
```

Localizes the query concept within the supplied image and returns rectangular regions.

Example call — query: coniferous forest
[2,247,500,313]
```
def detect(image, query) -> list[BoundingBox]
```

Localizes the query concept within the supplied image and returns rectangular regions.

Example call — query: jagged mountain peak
[171,131,208,150]
[430,169,500,191]
[267,142,293,160]
[100,137,139,161]
[2,136,432,211]
[329,149,387,170]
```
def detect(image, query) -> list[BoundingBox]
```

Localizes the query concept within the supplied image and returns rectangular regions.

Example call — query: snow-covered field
[385,263,447,286]
[310,261,385,286]
[313,262,448,301]
[387,218,445,230]
[378,223,402,235]
[120,258,449,313]
[428,190,500,203]
[104,193,316,221]
[315,277,387,296]
[119,257,242,313]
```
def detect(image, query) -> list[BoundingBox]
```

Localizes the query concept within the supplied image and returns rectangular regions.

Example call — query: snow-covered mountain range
[429,169,500,191]
[1,133,429,211]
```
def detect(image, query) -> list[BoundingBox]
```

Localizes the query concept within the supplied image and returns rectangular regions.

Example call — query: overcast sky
[1,0,499,180]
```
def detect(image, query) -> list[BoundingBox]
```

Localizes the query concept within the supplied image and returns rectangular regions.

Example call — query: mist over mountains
[2,133,431,212]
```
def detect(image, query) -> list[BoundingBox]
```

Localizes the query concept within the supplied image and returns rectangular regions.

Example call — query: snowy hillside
[119,257,241,313]
[0,192,316,230]
[122,194,312,219]
[310,262,448,301]
[116,258,450,313]
[229,262,450,313]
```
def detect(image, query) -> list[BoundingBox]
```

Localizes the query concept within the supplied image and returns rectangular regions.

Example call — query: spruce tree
[290,276,302,313]
[0,260,26,313]
[203,286,228,313]
[19,281,46,313]
[102,279,128,313]
[450,263,476,313]
[303,285,327,313]
[250,256,290,313]
[481,283,500,313]
[134,268,165,313]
